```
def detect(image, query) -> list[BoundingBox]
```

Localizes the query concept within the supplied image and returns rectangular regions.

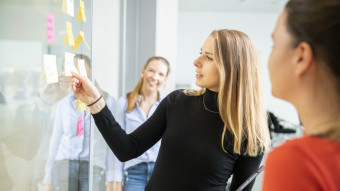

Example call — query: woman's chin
[145,85,158,92]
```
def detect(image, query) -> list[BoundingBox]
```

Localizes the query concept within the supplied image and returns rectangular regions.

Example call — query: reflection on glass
[0,0,103,190]
[43,55,116,191]
[0,68,54,191]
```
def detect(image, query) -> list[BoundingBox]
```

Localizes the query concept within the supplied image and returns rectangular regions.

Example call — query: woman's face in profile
[268,10,296,100]
[193,36,220,92]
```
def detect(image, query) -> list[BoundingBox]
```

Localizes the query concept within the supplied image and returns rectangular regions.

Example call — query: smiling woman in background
[263,0,340,190]
[113,56,170,191]
[70,29,270,191]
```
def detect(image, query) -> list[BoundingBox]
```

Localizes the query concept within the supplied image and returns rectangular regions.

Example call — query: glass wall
[0,0,114,190]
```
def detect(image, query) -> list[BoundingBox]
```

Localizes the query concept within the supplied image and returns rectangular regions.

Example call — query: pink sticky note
[46,13,55,43]
[76,115,84,136]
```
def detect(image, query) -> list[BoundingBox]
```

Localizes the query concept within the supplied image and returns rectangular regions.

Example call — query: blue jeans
[123,162,155,191]
[53,160,105,191]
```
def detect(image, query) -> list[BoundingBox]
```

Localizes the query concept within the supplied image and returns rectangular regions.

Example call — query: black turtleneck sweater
[93,89,263,191]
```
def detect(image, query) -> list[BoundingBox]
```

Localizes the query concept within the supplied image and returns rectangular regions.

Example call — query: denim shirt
[113,94,163,182]
[43,93,116,184]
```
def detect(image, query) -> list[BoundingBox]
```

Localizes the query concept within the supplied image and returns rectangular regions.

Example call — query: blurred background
[0,0,302,190]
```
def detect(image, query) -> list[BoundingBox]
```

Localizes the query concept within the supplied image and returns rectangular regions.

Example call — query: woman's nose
[150,73,158,80]
[193,57,202,68]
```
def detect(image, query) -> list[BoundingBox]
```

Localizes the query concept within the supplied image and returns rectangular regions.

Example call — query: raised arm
[71,71,167,162]
[92,98,167,162]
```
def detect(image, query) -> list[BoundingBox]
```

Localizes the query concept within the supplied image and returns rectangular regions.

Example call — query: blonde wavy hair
[185,29,270,156]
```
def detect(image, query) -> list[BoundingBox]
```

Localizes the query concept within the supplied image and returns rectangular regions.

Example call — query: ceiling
[179,0,288,13]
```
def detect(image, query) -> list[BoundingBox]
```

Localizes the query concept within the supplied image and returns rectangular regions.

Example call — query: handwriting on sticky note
[62,0,74,17]
[43,54,58,84]
[64,21,75,46]
[64,52,78,76]
[71,31,90,50]
[77,59,87,77]
[77,0,86,22]
[46,13,55,43]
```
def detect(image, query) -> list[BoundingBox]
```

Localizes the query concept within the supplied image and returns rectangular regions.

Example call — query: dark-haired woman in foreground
[263,0,340,190]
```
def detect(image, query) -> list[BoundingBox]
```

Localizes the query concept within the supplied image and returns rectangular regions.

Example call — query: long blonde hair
[185,30,270,156]
[126,56,170,113]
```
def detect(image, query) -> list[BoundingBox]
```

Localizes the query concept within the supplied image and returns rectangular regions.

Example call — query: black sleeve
[229,153,264,191]
[92,96,168,162]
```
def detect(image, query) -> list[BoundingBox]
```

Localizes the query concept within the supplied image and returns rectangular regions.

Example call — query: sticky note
[64,52,78,76]
[62,0,74,17]
[46,13,55,43]
[64,21,75,46]
[75,98,79,110]
[77,0,86,22]
[41,69,46,83]
[43,54,58,84]
[80,102,86,111]
[77,59,87,77]
[62,0,67,13]
[76,114,84,136]
[75,99,86,111]
[71,31,90,50]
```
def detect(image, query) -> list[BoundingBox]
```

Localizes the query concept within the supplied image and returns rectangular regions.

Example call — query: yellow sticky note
[75,98,80,110]
[62,0,74,17]
[80,102,86,111]
[75,99,86,111]
[64,52,78,76]
[71,31,90,50]
[41,66,46,83]
[77,0,86,22]
[62,0,67,12]
[64,21,75,46]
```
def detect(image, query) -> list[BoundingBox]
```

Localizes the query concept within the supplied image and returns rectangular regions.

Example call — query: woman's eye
[199,51,213,61]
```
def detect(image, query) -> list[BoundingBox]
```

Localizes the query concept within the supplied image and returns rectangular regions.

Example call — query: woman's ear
[293,42,314,76]
[141,68,145,78]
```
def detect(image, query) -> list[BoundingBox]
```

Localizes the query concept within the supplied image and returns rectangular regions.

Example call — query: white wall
[156,0,178,95]
[177,11,299,124]
[93,0,120,98]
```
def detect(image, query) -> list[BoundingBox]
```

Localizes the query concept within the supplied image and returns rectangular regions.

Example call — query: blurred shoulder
[265,137,323,170]
[164,89,187,102]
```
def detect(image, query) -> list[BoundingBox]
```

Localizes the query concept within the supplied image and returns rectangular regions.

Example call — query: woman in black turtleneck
[70,29,271,191]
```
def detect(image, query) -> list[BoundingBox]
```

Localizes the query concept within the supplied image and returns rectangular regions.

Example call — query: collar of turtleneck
[203,89,219,113]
